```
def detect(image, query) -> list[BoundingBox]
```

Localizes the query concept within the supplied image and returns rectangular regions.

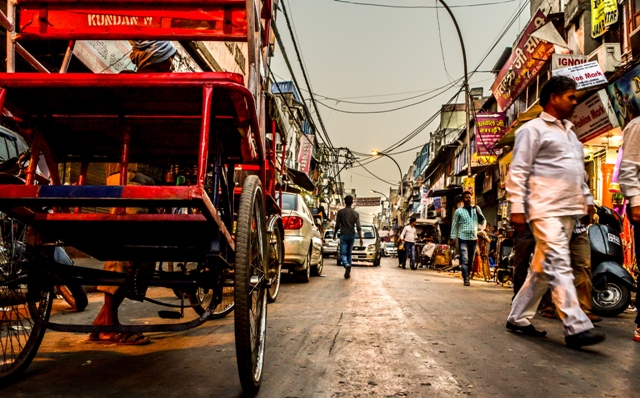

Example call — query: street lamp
[371,150,403,198]
[370,189,390,202]
[437,0,472,177]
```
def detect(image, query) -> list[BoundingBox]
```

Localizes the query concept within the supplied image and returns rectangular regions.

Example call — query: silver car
[336,225,381,267]
[281,192,323,282]
[322,229,339,257]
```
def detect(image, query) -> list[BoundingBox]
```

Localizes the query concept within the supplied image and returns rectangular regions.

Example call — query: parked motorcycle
[495,236,514,285]
[590,206,636,317]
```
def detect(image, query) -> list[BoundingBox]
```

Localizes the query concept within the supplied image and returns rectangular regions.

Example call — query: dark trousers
[459,239,477,280]
[512,223,536,297]
[398,248,407,267]
[403,242,416,269]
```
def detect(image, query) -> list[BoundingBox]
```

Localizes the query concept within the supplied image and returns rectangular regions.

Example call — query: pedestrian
[397,237,406,268]
[537,219,601,323]
[89,41,177,346]
[616,112,640,342]
[477,228,492,281]
[334,195,363,279]
[399,218,418,270]
[511,223,536,299]
[505,76,604,348]
[449,191,486,286]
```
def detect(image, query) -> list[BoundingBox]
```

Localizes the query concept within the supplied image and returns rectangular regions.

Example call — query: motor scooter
[590,206,636,317]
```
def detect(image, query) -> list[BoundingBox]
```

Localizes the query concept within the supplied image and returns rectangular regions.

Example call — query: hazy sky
[271,0,532,222]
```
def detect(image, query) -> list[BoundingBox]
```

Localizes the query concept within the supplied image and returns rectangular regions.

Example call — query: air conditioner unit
[587,43,621,73]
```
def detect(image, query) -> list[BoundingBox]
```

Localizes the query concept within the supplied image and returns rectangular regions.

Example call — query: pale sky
[271,0,532,222]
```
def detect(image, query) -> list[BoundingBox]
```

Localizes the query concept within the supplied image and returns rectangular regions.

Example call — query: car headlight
[367,244,376,252]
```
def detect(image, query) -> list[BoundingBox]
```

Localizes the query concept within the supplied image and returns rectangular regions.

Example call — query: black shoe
[565,329,605,348]
[344,266,351,279]
[463,278,470,286]
[506,321,547,337]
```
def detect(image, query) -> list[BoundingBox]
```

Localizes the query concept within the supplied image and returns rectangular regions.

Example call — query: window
[281,193,297,211]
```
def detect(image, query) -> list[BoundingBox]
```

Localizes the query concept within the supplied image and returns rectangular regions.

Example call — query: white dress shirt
[400,225,417,243]
[506,112,593,221]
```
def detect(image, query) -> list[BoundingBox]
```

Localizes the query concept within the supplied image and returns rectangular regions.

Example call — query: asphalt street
[4,256,640,397]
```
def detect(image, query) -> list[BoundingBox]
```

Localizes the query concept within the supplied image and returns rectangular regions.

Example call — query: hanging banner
[570,90,619,142]
[552,61,608,90]
[491,11,556,111]
[354,197,381,207]
[607,63,640,129]
[462,176,475,205]
[591,0,618,39]
[297,134,315,173]
[475,112,506,156]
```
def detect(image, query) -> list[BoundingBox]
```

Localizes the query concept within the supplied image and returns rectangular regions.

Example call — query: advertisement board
[570,90,619,142]
[297,134,315,173]
[354,197,381,207]
[552,61,607,90]
[491,11,556,111]
[475,113,506,156]
[591,0,618,38]
[551,54,587,70]
[607,63,640,129]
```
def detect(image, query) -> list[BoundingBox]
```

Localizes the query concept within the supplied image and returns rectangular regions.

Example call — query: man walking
[505,76,604,348]
[617,112,640,342]
[399,217,418,270]
[450,191,486,286]
[334,195,363,279]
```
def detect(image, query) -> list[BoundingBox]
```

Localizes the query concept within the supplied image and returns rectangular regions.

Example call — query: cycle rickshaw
[0,0,285,395]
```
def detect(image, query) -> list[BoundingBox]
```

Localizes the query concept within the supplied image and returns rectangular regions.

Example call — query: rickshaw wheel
[234,175,267,396]
[0,214,53,385]
[266,226,283,303]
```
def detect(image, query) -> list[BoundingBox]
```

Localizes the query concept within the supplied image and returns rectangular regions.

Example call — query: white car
[322,229,339,257]
[281,192,323,282]
[383,242,397,257]
[336,225,381,267]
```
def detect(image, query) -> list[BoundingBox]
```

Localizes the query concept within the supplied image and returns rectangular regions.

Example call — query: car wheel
[296,251,311,283]
[373,254,381,267]
[312,253,324,276]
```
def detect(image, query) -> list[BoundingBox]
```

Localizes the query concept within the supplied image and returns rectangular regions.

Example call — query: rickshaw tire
[267,226,283,303]
[234,175,267,396]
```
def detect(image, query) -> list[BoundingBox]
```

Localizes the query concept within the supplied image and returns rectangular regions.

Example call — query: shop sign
[354,197,381,207]
[499,150,513,186]
[433,197,442,216]
[552,61,607,90]
[475,113,506,156]
[570,90,619,142]
[420,185,430,219]
[591,0,618,39]
[462,176,475,205]
[297,134,314,173]
[491,11,556,111]
[551,54,587,71]
[606,63,640,129]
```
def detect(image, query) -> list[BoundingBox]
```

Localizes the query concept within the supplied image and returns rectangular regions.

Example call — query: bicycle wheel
[234,175,267,397]
[0,213,53,385]
[188,277,235,319]
[266,226,283,303]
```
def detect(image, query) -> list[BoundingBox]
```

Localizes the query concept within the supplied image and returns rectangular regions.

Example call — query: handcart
[0,0,285,396]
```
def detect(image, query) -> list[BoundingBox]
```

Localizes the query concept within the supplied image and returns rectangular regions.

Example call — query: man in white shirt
[506,76,604,348]
[399,217,418,270]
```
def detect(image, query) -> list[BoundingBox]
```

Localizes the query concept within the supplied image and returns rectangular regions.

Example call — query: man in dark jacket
[334,195,363,279]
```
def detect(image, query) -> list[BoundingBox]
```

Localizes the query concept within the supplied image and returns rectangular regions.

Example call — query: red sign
[17,6,247,40]
[475,112,506,156]
[297,134,315,173]
[491,11,556,111]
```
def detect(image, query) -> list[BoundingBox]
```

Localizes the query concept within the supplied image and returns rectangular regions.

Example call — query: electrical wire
[334,0,517,8]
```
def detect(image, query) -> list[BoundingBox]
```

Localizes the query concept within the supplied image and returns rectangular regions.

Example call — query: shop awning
[287,168,315,192]
[428,186,462,198]
[495,101,543,149]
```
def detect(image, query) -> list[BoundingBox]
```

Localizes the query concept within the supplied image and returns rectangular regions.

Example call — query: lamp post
[371,190,390,229]
[371,150,403,198]
[437,0,472,177]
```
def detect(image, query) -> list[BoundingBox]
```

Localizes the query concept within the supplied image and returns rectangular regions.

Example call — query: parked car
[336,224,381,267]
[383,242,397,257]
[322,229,339,257]
[281,192,323,282]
